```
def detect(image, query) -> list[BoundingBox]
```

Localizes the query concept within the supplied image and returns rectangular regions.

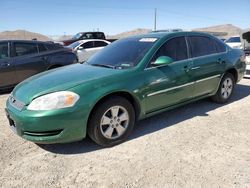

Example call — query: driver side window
[150,36,188,66]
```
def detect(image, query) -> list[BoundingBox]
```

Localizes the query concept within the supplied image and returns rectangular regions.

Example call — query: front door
[143,36,194,114]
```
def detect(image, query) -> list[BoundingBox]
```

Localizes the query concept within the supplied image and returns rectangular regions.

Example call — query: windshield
[68,41,80,49]
[72,33,82,40]
[87,37,157,68]
[226,37,240,43]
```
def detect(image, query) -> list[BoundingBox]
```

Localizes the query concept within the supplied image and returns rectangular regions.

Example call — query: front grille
[23,130,63,137]
[9,95,25,111]
[246,70,250,75]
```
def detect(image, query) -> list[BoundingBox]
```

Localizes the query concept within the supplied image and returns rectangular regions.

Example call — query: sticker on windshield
[139,38,158,42]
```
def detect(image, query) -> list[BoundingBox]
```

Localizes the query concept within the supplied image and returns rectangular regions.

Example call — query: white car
[68,39,110,62]
[225,36,242,49]
[244,47,250,78]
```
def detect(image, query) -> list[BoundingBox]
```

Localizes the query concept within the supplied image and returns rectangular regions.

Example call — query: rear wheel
[88,96,135,147]
[211,73,235,103]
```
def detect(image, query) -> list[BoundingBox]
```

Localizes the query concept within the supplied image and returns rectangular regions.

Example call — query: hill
[0,30,51,41]
[107,28,152,39]
[192,24,242,38]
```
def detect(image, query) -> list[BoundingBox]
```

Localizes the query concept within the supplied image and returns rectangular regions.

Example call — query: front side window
[188,36,216,58]
[83,42,94,49]
[151,36,188,64]
[14,43,38,56]
[0,42,9,59]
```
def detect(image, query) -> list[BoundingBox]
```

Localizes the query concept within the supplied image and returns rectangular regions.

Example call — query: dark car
[62,32,106,46]
[0,40,77,90]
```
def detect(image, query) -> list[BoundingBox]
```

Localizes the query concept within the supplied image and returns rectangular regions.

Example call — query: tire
[211,73,235,103]
[88,96,135,147]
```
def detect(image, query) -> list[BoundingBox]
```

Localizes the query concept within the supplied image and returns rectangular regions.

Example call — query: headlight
[27,91,80,111]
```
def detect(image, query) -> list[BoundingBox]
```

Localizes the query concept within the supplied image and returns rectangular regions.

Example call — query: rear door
[12,42,47,82]
[187,35,226,97]
[0,41,17,88]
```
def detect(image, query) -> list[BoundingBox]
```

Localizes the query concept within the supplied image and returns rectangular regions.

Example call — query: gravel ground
[0,79,250,188]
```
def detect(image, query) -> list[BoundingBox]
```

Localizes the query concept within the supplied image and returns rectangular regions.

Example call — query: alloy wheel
[100,106,129,139]
[221,77,233,99]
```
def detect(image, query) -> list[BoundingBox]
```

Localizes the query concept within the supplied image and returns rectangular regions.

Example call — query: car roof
[75,39,110,44]
[127,31,215,40]
[0,39,54,44]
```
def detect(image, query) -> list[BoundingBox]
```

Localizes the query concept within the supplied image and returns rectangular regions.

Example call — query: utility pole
[154,8,157,31]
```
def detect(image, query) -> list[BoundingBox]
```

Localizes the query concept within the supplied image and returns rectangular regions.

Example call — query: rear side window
[214,40,226,53]
[94,41,108,47]
[14,42,38,56]
[188,36,217,58]
[38,44,47,52]
[45,43,63,50]
[83,41,94,49]
[0,42,9,59]
[151,36,188,63]
[94,33,105,39]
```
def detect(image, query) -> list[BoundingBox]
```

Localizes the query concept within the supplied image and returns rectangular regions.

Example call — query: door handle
[217,58,225,64]
[190,66,200,70]
[183,65,190,72]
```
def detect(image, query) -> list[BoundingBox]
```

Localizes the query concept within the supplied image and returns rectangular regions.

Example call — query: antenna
[154,8,157,31]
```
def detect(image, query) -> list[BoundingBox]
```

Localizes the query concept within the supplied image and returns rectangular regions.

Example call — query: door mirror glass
[152,56,173,66]
[78,46,84,50]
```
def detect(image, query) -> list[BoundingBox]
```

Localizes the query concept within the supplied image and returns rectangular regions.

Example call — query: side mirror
[78,46,84,50]
[152,56,173,66]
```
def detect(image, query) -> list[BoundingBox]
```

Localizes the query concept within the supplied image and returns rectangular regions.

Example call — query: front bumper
[5,100,89,144]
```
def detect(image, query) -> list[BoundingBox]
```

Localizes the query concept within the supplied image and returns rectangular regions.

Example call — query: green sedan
[5,32,246,146]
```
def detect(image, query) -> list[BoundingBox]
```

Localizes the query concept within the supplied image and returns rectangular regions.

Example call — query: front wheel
[88,96,135,147]
[211,73,235,103]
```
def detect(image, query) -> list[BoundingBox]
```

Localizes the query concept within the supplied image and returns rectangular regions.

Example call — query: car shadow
[36,83,250,154]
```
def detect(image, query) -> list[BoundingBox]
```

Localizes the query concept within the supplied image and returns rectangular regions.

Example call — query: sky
[1,0,249,36]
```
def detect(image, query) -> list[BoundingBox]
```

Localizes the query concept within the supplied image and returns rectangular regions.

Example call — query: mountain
[0,30,51,41]
[107,28,152,39]
[192,24,242,38]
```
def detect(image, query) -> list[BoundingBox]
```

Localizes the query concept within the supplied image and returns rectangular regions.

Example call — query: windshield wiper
[90,63,116,69]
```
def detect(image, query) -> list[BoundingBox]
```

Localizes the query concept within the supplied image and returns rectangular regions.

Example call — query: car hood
[12,64,122,104]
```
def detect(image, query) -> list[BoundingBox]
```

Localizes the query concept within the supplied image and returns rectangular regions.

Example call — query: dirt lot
[0,79,250,188]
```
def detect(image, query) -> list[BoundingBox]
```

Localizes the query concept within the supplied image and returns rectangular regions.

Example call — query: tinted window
[0,42,9,59]
[225,37,240,43]
[14,43,38,56]
[45,43,63,50]
[87,37,157,68]
[38,43,47,52]
[188,36,216,58]
[151,37,188,63]
[94,33,105,39]
[94,41,108,47]
[83,41,94,49]
[82,33,94,39]
[214,40,226,53]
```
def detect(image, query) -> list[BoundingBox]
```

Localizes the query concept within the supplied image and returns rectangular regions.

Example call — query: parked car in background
[0,40,77,90]
[244,46,250,78]
[225,36,242,49]
[61,32,116,46]
[5,32,246,147]
[241,30,250,78]
[67,39,110,62]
